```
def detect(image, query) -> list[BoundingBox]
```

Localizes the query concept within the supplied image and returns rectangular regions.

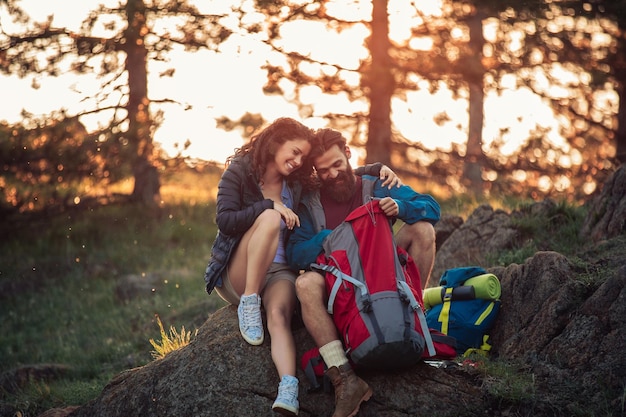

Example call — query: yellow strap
[463,335,493,357]
[480,334,492,352]
[474,301,495,326]
[438,287,454,334]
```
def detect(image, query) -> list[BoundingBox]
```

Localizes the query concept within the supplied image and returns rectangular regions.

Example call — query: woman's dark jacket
[203,154,383,295]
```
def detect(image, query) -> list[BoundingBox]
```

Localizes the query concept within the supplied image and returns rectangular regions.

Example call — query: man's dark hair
[310,128,347,161]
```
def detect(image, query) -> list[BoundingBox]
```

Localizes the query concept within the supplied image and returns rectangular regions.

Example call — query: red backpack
[309,199,454,371]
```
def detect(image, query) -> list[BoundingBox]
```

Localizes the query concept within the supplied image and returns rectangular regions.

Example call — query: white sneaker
[272,375,299,416]
[237,293,264,345]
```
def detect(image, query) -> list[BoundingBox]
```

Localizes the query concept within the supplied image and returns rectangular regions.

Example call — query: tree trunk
[365,0,393,167]
[465,81,485,192]
[614,34,626,164]
[463,9,486,195]
[615,87,626,164]
[125,0,160,206]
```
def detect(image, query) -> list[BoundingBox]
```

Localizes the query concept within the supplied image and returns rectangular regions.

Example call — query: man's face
[314,145,356,202]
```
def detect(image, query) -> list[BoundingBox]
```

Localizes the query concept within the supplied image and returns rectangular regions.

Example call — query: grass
[0,165,227,416]
[471,357,537,405]
[149,315,197,360]
[0,163,598,416]
[485,199,588,266]
[435,188,539,219]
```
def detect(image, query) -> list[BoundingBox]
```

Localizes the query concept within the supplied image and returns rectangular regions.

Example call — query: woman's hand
[380,165,402,189]
[274,202,300,230]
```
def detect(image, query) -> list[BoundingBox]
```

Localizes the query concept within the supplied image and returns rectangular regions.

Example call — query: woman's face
[272,137,311,177]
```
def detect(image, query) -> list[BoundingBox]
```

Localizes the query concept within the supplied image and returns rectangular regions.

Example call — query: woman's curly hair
[227,117,317,189]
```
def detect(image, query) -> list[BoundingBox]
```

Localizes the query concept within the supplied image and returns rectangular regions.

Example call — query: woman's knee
[265,304,291,329]
[241,210,281,247]
[256,209,282,229]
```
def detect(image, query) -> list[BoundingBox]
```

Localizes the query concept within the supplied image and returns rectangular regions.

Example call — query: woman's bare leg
[263,278,297,377]
[227,209,282,296]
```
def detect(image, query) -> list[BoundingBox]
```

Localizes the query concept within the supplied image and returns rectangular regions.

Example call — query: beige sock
[319,340,348,369]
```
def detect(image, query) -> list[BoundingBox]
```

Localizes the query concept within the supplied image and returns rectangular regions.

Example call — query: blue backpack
[424,266,501,356]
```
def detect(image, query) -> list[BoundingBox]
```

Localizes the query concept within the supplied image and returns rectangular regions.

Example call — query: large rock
[489,249,626,412]
[581,163,626,242]
[434,213,463,251]
[68,308,483,417]
[432,204,518,280]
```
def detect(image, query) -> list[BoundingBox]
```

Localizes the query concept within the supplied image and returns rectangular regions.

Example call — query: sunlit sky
[0,0,598,166]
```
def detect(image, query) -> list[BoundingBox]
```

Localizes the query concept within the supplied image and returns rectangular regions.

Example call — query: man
[286,128,441,417]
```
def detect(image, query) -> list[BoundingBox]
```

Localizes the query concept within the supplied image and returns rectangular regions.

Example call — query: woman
[204,117,399,416]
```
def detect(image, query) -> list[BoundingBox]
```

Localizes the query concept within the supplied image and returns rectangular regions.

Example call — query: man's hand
[379,197,399,217]
[380,165,402,189]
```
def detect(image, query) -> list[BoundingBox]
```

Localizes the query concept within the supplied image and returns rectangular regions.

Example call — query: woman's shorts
[215,262,297,305]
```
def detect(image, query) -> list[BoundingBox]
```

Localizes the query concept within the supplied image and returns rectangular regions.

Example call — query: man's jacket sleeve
[371,178,441,225]
[354,162,382,177]
[286,205,331,271]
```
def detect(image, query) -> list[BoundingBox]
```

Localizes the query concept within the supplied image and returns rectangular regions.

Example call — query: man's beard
[321,167,356,203]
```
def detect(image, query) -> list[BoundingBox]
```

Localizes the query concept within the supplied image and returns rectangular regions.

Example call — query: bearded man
[285,128,441,417]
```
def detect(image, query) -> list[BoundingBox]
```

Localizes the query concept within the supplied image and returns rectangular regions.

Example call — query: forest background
[1,0,624,215]
[1,1,625,416]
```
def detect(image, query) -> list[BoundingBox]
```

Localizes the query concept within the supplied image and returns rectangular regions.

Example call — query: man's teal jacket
[286,175,441,271]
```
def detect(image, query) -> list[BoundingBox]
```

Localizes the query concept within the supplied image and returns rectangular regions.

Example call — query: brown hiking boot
[325,364,372,417]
